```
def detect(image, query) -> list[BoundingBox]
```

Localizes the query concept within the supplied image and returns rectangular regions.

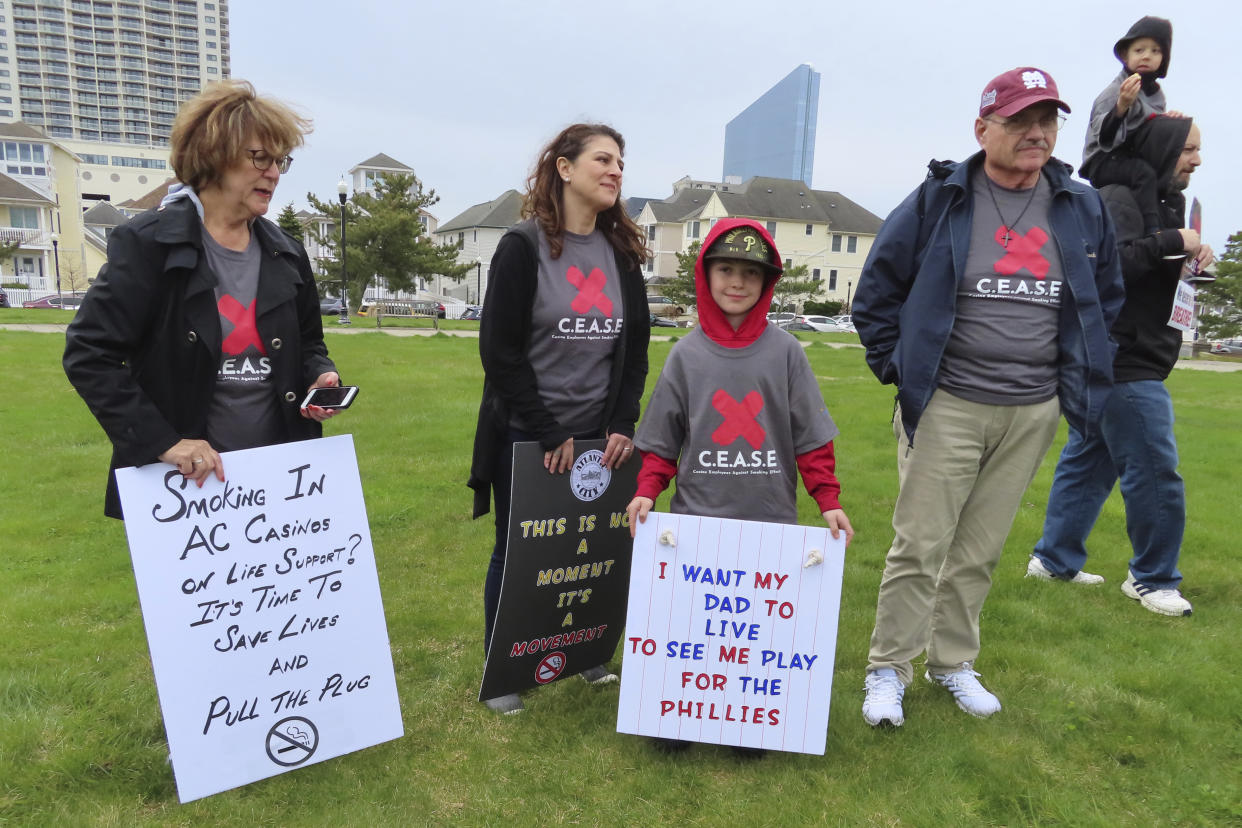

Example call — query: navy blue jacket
[853,153,1125,443]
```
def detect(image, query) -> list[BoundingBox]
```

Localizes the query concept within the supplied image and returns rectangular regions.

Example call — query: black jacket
[64,199,336,518]
[467,218,650,518]
[1099,116,1192,382]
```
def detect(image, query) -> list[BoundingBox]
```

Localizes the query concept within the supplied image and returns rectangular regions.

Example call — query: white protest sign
[115,434,402,802]
[1168,281,1195,331]
[617,512,845,754]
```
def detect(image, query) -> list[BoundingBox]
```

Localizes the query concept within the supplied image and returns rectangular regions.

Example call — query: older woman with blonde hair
[65,80,341,519]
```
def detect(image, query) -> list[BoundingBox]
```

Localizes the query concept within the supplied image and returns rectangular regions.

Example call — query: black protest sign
[479,440,638,701]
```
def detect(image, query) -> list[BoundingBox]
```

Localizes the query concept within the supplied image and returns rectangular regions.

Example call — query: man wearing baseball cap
[852,67,1125,727]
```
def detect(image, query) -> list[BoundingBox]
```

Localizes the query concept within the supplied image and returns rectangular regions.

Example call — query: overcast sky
[231,0,1238,252]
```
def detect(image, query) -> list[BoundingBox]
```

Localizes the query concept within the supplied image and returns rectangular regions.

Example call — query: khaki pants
[867,390,1060,685]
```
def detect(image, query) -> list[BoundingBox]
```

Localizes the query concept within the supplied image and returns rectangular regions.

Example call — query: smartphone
[300,385,359,410]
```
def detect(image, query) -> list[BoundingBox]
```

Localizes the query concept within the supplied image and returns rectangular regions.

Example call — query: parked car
[831,314,856,332]
[320,297,345,316]
[647,295,684,317]
[649,312,678,328]
[22,294,84,310]
[785,321,818,332]
[1210,343,1232,355]
[0,287,8,308]
[768,312,796,327]
[460,305,483,321]
[793,314,840,332]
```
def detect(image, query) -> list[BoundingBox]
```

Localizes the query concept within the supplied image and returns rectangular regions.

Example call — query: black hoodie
[1098,115,1191,382]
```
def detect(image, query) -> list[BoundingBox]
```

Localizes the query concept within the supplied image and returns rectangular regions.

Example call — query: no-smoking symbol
[266,716,319,767]
[535,651,567,684]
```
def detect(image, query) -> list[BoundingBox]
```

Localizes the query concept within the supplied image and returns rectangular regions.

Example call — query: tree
[56,251,92,293]
[1196,230,1242,340]
[661,241,700,308]
[0,239,20,281]
[276,202,302,237]
[307,172,470,308]
[804,299,845,316]
[769,263,821,313]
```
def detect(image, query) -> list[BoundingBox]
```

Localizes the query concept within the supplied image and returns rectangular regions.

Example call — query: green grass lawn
[2,328,1240,826]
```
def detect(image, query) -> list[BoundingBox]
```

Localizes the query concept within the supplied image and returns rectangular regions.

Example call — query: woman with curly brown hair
[468,123,651,714]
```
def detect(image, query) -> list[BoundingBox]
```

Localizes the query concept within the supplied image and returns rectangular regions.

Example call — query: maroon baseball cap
[979,67,1071,118]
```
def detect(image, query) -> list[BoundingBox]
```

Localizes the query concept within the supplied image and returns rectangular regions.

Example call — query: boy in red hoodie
[627,218,852,549]
[626,219,852,755]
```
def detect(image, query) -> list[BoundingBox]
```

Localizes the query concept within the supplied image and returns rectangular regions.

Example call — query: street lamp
[50,231,61,305]
[336,178,350,326]
[846,280,852,312]
[475,257,483,305]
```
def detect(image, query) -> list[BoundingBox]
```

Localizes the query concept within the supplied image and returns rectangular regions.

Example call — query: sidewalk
[5,323,1239,368]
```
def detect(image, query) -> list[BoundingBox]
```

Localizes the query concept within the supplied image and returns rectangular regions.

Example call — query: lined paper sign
[617,512,844,754]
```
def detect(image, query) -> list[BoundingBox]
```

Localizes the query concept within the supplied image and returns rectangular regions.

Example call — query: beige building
[0,121,104,295]
[634,175,882,309]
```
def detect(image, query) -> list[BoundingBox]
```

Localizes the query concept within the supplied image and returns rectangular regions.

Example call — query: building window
[829,269,838,290]
[9,206,39,228]
[765,221,776,236]
[686,220,700,239]
[646,224,655,241]
[831,233,841,252]
[812,268,821,281]
[645,257,653,273]
[805,223,813,236]
[784,258,792,270]
[847,235,858,253]
[111,155,166,169]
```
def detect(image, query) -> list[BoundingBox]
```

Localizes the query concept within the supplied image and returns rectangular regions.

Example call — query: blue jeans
[1033,380,1184,589]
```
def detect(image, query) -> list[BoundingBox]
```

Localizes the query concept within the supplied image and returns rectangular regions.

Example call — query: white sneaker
[1122,573,1192,616]
[1026,556,1104,585]
[862,668,905,727]
[925,663,1002,718]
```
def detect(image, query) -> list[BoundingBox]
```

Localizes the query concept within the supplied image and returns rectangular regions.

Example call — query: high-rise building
[0,0,230,146]
[722,64,820,184]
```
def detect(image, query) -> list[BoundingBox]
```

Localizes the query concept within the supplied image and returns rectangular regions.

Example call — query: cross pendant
[999,227,1013,248]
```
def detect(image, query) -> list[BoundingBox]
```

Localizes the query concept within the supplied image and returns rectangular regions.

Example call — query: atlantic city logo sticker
[570,450,611,502]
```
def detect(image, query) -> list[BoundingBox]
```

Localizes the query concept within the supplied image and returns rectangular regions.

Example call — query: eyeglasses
[984,113,1067,135]
[246,149,293,173]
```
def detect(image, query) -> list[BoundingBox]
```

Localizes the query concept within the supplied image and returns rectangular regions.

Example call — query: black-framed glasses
[984,113,1067,135]
[246,148,293,173]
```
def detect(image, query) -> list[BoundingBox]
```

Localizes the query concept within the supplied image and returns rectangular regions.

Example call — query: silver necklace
[984,173,1039,248]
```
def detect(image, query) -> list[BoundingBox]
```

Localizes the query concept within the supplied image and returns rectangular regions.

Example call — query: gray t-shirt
[635,326,838,525]
[513,227,624,435]
[938,173,1063,405]
[204,227,284,451]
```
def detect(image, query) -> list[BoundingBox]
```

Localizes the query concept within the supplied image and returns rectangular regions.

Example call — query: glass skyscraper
[722,64,820,184]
